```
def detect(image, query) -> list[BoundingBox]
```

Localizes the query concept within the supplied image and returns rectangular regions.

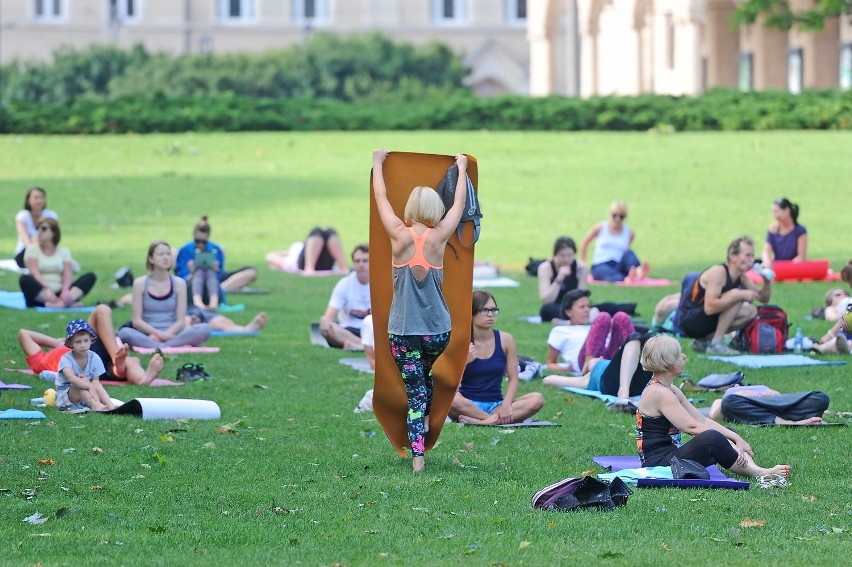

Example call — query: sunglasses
[478,308,500,316]
[38,225,50,232]
[611,213,625,220]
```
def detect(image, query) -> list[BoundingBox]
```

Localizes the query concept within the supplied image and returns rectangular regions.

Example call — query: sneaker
[690,338,709,353]
[176,362,202,382]
[755,474,789,489]
[836,335,850,355]
[706,341,739,356]
[192,363,212,380]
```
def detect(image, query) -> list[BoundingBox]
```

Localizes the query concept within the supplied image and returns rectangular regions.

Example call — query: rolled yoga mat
[370,151,477,458]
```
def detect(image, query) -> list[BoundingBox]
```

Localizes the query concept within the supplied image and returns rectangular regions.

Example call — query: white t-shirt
[15,209,58,254]
[23,244,72,292]
[547,324,591,373]
[361,314,374,348]
[829,298,852,319]
[328,272,371,331]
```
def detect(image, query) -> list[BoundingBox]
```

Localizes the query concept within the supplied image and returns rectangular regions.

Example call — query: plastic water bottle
[793,327,803,354]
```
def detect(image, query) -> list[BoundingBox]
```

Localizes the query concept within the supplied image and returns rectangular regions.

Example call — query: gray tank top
[142,275,179,331]
[387,228,451,336]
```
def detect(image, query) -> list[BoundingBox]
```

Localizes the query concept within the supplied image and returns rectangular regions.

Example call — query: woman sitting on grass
[636,335,790,481]
[449,291,544,425]
[118,241,211,349]
[537,236,587,322]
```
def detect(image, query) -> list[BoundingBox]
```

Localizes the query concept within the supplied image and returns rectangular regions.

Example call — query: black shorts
[678,307,718,339]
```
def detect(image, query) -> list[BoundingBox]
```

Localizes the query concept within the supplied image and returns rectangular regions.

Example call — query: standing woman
[372,148,468,473]
[15,187,58,268]
[537,236,587,322]
[761,197,807,267]
[19,218,96,308]
[580,200,646,282]
[118,241,211,349]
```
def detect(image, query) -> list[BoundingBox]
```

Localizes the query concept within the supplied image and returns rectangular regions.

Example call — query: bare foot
[112,343,129,378]
[776,416,823,426]
[458,414,497,425]
[637,261,650,281]
[763,464,791,477]
[145,353,165,382]
[209,296,219,310]
[624,266,637,283]
[246,312,268,332]
[412,456,425,473]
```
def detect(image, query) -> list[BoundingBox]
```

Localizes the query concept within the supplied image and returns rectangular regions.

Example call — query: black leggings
[599,331,653,397]
[19,272,97,307]
[648,430,739,469]
[297,227,337,271]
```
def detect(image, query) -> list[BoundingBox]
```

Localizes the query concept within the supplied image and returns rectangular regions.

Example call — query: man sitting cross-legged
[318,243,371,350]
[19,304,165,385]
[676,236,772,355]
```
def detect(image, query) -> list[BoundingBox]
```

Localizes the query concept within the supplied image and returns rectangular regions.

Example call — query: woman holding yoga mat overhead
[118,241,211,350]
[636,335,791,483]
[372,148,468,473]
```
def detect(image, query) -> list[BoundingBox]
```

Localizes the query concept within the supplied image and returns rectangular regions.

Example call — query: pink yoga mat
[132,346,220,354]
[101,378,184,387]
[587,275,672,286]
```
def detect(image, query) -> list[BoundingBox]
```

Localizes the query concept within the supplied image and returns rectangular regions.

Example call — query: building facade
[0,0,534,97]
[1,1,849,96]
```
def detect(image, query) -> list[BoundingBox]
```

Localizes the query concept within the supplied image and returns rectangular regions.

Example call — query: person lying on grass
[707,385,827,426]
[636,335,790,480]
[449,291,544,425]
[19,304,165,385]
[56,319,117,411]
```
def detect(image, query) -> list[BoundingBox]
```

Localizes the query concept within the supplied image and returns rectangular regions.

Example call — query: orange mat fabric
[369,151,478,457]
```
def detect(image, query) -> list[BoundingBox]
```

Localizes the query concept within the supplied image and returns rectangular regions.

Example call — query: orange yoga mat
[370,151,477,457]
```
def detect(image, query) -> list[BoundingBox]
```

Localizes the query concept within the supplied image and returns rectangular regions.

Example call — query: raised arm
[432,154,469,242]
[372,149,406,240]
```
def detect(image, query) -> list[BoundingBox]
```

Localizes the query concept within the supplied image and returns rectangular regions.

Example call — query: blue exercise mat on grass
[210,330,260,337]
[1,408,46,419]
[0,290,95,313]
[563,387,640,404]
[593,455,749,490]
[706,354,846,368]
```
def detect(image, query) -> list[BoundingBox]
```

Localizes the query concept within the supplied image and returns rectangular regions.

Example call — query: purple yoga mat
[0,380,32,390]
[593,455,750,490]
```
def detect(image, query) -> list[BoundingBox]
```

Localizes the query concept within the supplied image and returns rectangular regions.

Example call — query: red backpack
[731,305,790,354]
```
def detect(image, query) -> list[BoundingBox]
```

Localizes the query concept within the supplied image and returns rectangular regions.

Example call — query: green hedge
[3,88,852,134]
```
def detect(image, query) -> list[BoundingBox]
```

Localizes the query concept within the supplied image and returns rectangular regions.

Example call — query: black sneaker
[192,363,212,380]
[176,362,201,382]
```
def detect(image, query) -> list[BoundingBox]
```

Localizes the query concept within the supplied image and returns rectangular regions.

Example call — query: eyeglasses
[611,213,625,220]
[194,238,208,245]
[478,308,500,316]
[38,225,50,232]
[833,291,848,298]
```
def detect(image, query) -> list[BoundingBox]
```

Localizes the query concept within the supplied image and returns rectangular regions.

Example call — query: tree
[734,0,852,31]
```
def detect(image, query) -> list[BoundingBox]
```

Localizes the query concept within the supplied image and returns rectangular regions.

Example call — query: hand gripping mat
[370,151,478,457]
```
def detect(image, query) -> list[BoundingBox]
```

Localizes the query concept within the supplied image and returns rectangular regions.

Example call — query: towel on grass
[471,277,520,288]
[461,419,560,428]
[706,354,847,368]
[340,357,373,374]
[132,346,220,355]
[0,290,95,313]
[210,330,260,337]
[563,387,640,405]
[593,455,749,490]
[0,408,46,419]
[101,379,184,387]
[0,380,32,390]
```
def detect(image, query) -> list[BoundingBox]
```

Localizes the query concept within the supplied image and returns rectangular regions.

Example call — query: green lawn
[1,132,850,566]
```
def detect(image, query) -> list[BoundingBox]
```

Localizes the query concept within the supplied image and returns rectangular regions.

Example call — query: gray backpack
[435,164,482,248]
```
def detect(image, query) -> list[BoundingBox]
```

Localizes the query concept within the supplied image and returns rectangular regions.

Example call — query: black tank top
[549,259,579,304]
[683,263,737,311]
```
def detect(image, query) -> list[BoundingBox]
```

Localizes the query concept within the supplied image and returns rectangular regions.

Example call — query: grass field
[1,132,850,566]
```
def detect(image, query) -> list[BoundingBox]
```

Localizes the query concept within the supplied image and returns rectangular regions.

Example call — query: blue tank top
[459,330,505,403]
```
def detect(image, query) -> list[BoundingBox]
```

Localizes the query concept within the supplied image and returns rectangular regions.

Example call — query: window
[738,53,753,92]
[787,48,803,94]
[293,0,331,25]
[218,0,255,23]
[840,44,852,91]
[110,0,139,24]
[34,0,66,21]
[506,0,526,24]
[432,0,467,24]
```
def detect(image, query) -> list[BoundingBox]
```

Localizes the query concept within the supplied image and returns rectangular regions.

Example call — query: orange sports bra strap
[394,227,442,270]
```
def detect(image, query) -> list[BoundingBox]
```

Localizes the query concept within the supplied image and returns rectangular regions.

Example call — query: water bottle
[793,327,803,354]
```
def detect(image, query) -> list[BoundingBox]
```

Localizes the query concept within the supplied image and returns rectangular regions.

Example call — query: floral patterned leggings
[388,332,451,457]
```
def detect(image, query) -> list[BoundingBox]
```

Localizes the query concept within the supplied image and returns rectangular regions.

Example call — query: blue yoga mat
[563,387,640,404]
[0,408,46,419]
[0,290,95,313]
[210,330,260,337]
[593,455,749,490]
[706,354,846,368]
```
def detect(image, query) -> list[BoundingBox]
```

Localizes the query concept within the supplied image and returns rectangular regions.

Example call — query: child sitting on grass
[56,319,116,412]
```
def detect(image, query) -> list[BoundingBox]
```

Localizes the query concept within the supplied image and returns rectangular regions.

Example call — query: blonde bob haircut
[404,186,445,227]
[640,335,682,374]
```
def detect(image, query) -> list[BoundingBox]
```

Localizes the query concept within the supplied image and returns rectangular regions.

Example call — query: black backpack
[435,164,482,248]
